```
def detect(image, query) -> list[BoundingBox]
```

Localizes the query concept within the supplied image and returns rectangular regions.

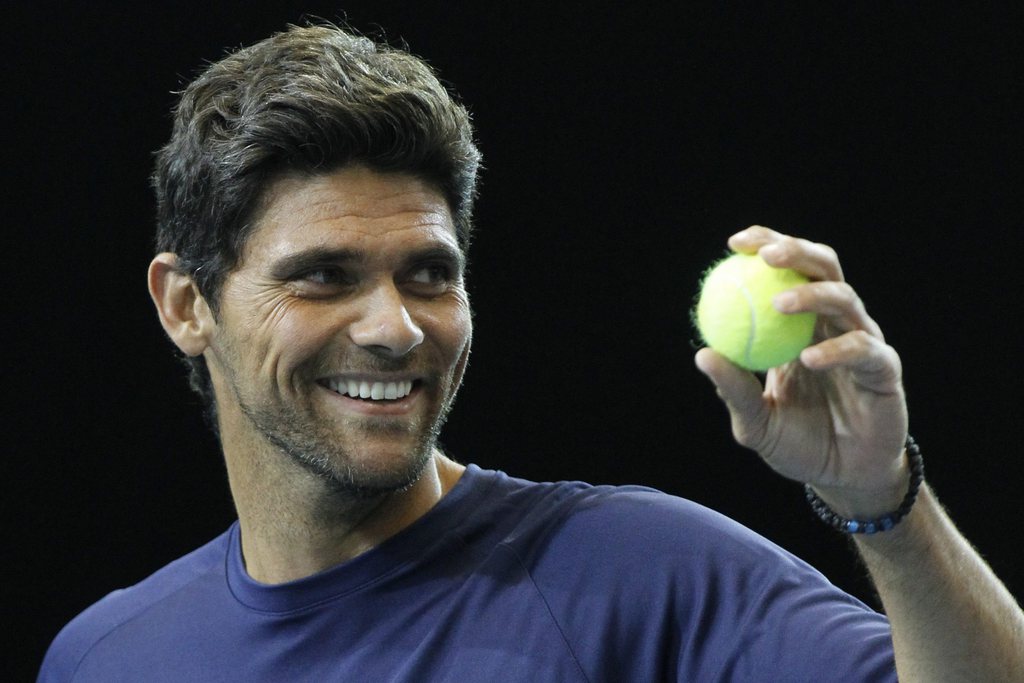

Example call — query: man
[39,23,1023,682]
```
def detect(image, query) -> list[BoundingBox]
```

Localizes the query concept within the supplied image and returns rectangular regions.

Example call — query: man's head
[151,23,481,414]
[154,165,474,496]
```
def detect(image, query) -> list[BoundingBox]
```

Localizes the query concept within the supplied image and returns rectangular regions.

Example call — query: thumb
[694,348,769,449]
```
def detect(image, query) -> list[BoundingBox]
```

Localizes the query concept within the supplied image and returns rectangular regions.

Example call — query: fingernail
[773,291,797,311]
[801,347,822,365]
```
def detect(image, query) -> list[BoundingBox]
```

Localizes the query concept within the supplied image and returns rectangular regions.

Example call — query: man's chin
[239,397,443,498]
[292,441,436,499]
[323,471,422,500]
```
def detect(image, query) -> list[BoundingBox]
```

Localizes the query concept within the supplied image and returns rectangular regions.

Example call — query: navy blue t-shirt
[39,465,896,681]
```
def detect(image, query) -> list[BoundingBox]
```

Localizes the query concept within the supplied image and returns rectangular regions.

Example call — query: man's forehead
[243,167,459,260]
[259,167,452,220]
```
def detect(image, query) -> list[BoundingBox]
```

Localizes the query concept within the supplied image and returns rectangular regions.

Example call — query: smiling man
[150,166,473,583]
[39,23,1024,682]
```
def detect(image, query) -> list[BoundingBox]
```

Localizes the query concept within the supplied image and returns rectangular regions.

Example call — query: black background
[8,3,1023,679]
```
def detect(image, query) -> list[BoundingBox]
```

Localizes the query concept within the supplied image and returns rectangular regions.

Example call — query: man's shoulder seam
[56,538,228,680]
[493,541,593,683]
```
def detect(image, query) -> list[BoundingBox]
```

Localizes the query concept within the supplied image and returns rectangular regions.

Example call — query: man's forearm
[853,484,1024,682]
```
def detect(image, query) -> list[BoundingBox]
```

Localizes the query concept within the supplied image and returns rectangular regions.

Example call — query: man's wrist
[806,436,924,534]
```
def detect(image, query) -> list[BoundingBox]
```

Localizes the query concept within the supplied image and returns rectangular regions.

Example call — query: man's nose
[348,282,425,357]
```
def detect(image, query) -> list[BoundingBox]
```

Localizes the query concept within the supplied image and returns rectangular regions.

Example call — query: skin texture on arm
[695,226,1024,682]
[854,485,1024,681]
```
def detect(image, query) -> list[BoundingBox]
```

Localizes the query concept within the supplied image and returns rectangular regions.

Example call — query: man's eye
[300,267,351,285]
[409,264,452,285]
[288,267,355,296]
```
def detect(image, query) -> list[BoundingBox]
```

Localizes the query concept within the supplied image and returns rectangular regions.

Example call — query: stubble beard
[210,324,469,502]
[242,397,445,499]
[220,354,461,500]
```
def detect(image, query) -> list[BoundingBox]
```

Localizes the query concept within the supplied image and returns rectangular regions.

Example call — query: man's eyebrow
[266,243,467,277]
[268,248,365,278]
[406,244,467,274]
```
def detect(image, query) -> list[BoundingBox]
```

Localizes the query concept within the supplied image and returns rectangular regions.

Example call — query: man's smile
[321,377,418,400]
[315,374,426,415]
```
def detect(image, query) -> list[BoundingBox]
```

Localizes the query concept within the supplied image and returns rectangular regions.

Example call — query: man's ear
[148,253,216,356]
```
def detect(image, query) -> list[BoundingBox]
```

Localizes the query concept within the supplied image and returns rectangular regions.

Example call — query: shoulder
[476,471,894,680]
[514,480,869,612]
[487,472,786,570]
[38,527,233,682]
[473,469,824,612]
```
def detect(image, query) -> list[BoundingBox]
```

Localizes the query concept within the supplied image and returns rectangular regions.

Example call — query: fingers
[714,224,902,383]
[775,280,884,340]
[694,348,769,449]
[729,225,844,283]
[730,225,883,341]
[800,331,903,393]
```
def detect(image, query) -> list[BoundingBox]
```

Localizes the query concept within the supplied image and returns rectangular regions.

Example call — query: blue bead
[846,520,860,533]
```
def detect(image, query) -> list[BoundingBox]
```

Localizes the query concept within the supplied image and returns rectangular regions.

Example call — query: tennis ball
[695,252,816,371]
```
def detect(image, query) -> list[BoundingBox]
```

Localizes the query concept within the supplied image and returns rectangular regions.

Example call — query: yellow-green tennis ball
[695,253,817,371]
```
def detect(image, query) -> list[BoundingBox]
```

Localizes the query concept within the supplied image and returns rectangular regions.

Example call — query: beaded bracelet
[804,435,925,534]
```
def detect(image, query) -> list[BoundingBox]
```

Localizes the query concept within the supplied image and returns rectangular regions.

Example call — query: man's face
[204,165,472,495]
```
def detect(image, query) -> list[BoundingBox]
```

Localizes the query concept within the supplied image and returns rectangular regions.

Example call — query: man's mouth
[320,378,418,401]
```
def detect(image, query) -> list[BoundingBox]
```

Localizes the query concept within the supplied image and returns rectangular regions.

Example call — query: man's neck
[227,449,465,585]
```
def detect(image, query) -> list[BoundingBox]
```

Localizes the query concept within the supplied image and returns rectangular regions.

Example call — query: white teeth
[329,378,414,400]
